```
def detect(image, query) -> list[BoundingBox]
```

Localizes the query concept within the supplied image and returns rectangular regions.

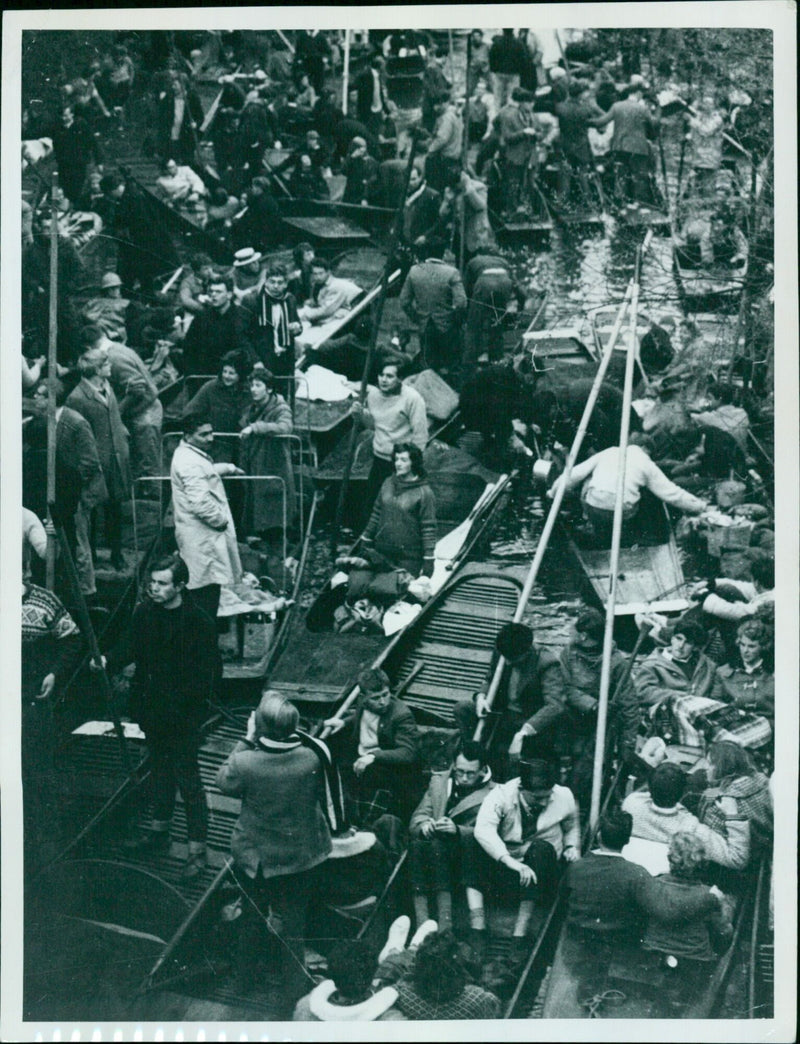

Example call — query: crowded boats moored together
[18,25,777,1023]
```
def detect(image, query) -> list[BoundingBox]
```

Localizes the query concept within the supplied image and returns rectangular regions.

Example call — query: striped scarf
[256,730,348,834]
[258,291,292,350]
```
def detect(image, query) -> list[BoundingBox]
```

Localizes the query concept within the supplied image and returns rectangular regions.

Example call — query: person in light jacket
[169,410,243,621]
[464,744,580,961]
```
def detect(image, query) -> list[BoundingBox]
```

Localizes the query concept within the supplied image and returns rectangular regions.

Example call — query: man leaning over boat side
[548,431,709,546]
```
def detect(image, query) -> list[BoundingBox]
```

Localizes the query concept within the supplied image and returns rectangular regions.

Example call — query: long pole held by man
[45,174,60,590]
[331,130,421,552]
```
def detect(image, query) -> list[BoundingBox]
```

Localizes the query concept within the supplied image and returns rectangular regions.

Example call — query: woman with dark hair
[184,351,250,464]
[346,442,437,607]
[395,929,500,1019]
[239,364,296,540]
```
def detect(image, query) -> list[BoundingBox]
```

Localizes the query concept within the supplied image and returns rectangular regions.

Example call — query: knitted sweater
[621,790,750,870]
[361,474,437,574]
[364,384,428,461]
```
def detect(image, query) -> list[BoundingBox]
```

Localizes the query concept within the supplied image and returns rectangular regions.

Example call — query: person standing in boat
[123,553,221,881]
[399,240,467,377]
[170,411,244,622]
[239,364,296,549]
[466,745,580,964]
[548,431,708,546]
[554,79,605,213]
[686,92,726,200]
[215,692,333,1013]
[495,87,541,214]
[590,76,660,206]
[397,164,443,271]
[247,262,302,394]
[350,354,429,516]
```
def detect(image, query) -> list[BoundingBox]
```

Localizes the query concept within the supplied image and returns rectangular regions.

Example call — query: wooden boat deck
[570,537,690,616]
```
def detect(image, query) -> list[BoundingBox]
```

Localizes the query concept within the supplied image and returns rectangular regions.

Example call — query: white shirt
[358,708,381,756]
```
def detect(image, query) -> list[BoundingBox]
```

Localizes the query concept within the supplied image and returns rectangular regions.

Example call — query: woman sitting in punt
[344,442,437,610]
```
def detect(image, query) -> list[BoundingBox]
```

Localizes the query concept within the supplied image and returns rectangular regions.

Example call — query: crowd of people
[18,26,775,1022]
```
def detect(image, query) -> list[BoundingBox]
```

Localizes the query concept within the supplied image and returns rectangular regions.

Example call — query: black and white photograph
[1,4,796,1039]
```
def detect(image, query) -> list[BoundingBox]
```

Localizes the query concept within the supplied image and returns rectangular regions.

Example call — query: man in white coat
[170,410,243,621]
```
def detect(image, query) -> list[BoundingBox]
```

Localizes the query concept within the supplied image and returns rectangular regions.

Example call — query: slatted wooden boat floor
[384,568,525,724]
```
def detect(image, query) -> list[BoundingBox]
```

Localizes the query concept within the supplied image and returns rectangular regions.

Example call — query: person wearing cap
[590,78,660,205]
[554,608,640,808]
[80,324,163,487]
[79,270,130,345]
[467,744,580,961]
[232,247,265,303]
[548,430,709,546]
[554,78,605,211]
[342,136,380,206]
[495,86,541,213]
[470,622,561,773]
[635,620,719,745]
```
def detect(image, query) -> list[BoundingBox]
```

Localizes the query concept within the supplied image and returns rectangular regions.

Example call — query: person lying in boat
[408,741,496,932]
[548,431,708,546]
[323,667,423,823]
[635,831,735,972]
[562,809,651,944]
[621,762,750,873]
[466,745,580,964]
[343,442,437,610]
[297,257,363,326]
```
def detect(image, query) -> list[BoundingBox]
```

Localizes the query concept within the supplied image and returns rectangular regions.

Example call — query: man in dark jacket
[563,809,650,940]
[123,553,221,879]
[408,740,495,929]
[398,164,442,264]
[51,103,102,205]
[181,272,251,376]
[468,622,562,778]
[591,80,660,205]
[399,241,467,375]
[326,667,422,821]
[554,79,605,211]
[489,29,529,111]
[355,54,389,136]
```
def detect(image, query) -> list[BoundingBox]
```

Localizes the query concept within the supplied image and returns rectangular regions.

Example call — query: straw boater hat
[233,247,262,268]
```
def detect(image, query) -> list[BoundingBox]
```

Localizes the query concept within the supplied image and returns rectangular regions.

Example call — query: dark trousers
[188,583,221,622]
[363,454,395,524]
[463,835,560,904]
[147,726,208,842]
[420,316,462,374]
[91,497,123,560]
[408,830,464,893]
[233,863,318,1003]
[342,759,425,825]
[611,151,656,205]
[463,275,513,373]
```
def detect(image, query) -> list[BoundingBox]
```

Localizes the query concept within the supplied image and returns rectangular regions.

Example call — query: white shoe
[378,915,411,963]
[409,918,438,949]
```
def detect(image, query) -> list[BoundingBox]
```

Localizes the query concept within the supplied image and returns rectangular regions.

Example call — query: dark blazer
[355,67,387,125]
[65,378,132,501]
[55,406,108,519]
[345,698,420,765]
